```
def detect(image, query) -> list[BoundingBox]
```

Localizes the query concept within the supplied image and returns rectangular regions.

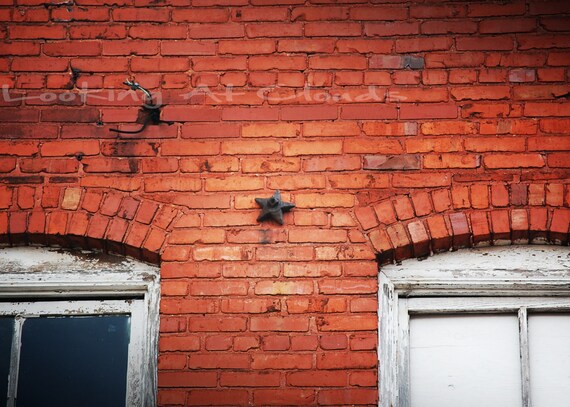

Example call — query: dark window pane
[0,318,14,407]
[17,315,130,407]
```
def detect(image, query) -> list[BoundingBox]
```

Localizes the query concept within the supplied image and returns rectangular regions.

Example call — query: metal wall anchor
[110,79,173,135]
[255,190,295,225]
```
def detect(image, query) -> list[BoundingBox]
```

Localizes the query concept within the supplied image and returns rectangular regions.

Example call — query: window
[379,245,570,407]
[0,247,160,407]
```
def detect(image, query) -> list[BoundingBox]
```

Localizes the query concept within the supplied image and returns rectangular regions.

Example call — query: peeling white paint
[0,246,160,407]
[0,246,156,274]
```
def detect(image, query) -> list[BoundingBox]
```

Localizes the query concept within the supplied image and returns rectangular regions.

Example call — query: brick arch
[354,182,570,265]
[0,184,183,264]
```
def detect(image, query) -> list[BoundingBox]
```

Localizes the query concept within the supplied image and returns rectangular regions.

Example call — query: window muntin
[400,297,570,407]
[379,246,570,407]
[1,300,144,407]
[0,247,160,407]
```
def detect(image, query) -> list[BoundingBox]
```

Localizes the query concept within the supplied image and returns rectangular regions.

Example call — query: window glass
[0,318,13,407]
[409,314,522,407]
[529,314,570,407]
[17,315,130,407]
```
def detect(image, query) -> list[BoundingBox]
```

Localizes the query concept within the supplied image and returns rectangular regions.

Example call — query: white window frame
[378,245,570,407]
[0,247,161,407]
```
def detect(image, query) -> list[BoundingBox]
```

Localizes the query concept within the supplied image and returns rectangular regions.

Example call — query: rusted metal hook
[109,79,173,135]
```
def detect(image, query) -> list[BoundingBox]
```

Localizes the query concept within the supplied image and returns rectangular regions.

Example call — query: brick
[10,26,66,39]
[219,39,275,54]
[372,200,396,225]
[43,41,101,57]
[249,55,306,70]
[129,24,184,39]
[318,389,377,406]
[222,107,278,121]
[278,39,335,53]
[465,137,526,152]
[232,7,287,21]
[288,371,346,387]
[341,105,397,120]
[461,103,511,118]
[161,40,216,56]
[354,206,378,230]
[221,140,280,155]
[411,4,466,18]
[16,186,35,210]
[221,372,281,387]
[451,86,510,101]
[20,158,78,174]
[423,20,478,35]
[525,103,570,117]
[41,141,99,157]
[546,184,564,206]
[304,156,360,172]
[246,22,303,37]
[11,57,68,72]
[318,279,377,295]
[131,57,189,72]
[548,153,570,168]
[386,223,411,260]
[396,37,452,53]
[421,121,477,135]
[242,123,300,138]
[451,185,470,209]
[424,214,450,252]
[306,22,361,36]
[283,140,342,156]
[162,141,220,156]
[422,70,448,85]
[484,154,545,169]
[309,55,367,70]
[51,6,109,21]
[144,177,201,192]
[492,184,510,207]
[9,212,27,234]
[0,42,40,56]
[317,352,376,369]
[344,139,402,154]
[550,209,570,241]
[190,23,244,39]
[393,173,451,188]
[28,211,46,234]
[187,390,249,406]
[411,192,433,217]
[424,154,480,169]
[457,36,515,51]
[252,354,312,370]
[251,316,309,332]
[350,371,377,387]
[407,136,460,153]
[490,210,511,242]
[540,119,570,134]
[399,103,458,119]
[172,8,229,22]
[479,17,536,34]
[425,52,485,68]
[254,278,313,294]
[253,390,315,406]
[540,17,570,32]
[365,21,419,36]
[189,317,247,333]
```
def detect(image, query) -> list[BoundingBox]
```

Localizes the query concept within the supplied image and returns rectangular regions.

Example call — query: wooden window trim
[378,245,570,407]
[0,247,160,407]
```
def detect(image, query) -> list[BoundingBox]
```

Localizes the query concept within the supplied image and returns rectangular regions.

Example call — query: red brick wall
[1,0,569,405]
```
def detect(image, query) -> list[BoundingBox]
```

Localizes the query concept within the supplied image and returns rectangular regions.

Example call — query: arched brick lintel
[0,185,182,265]
[354,188,570,265]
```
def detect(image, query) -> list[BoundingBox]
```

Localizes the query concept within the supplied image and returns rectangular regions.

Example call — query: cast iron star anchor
[255,190,294,225]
